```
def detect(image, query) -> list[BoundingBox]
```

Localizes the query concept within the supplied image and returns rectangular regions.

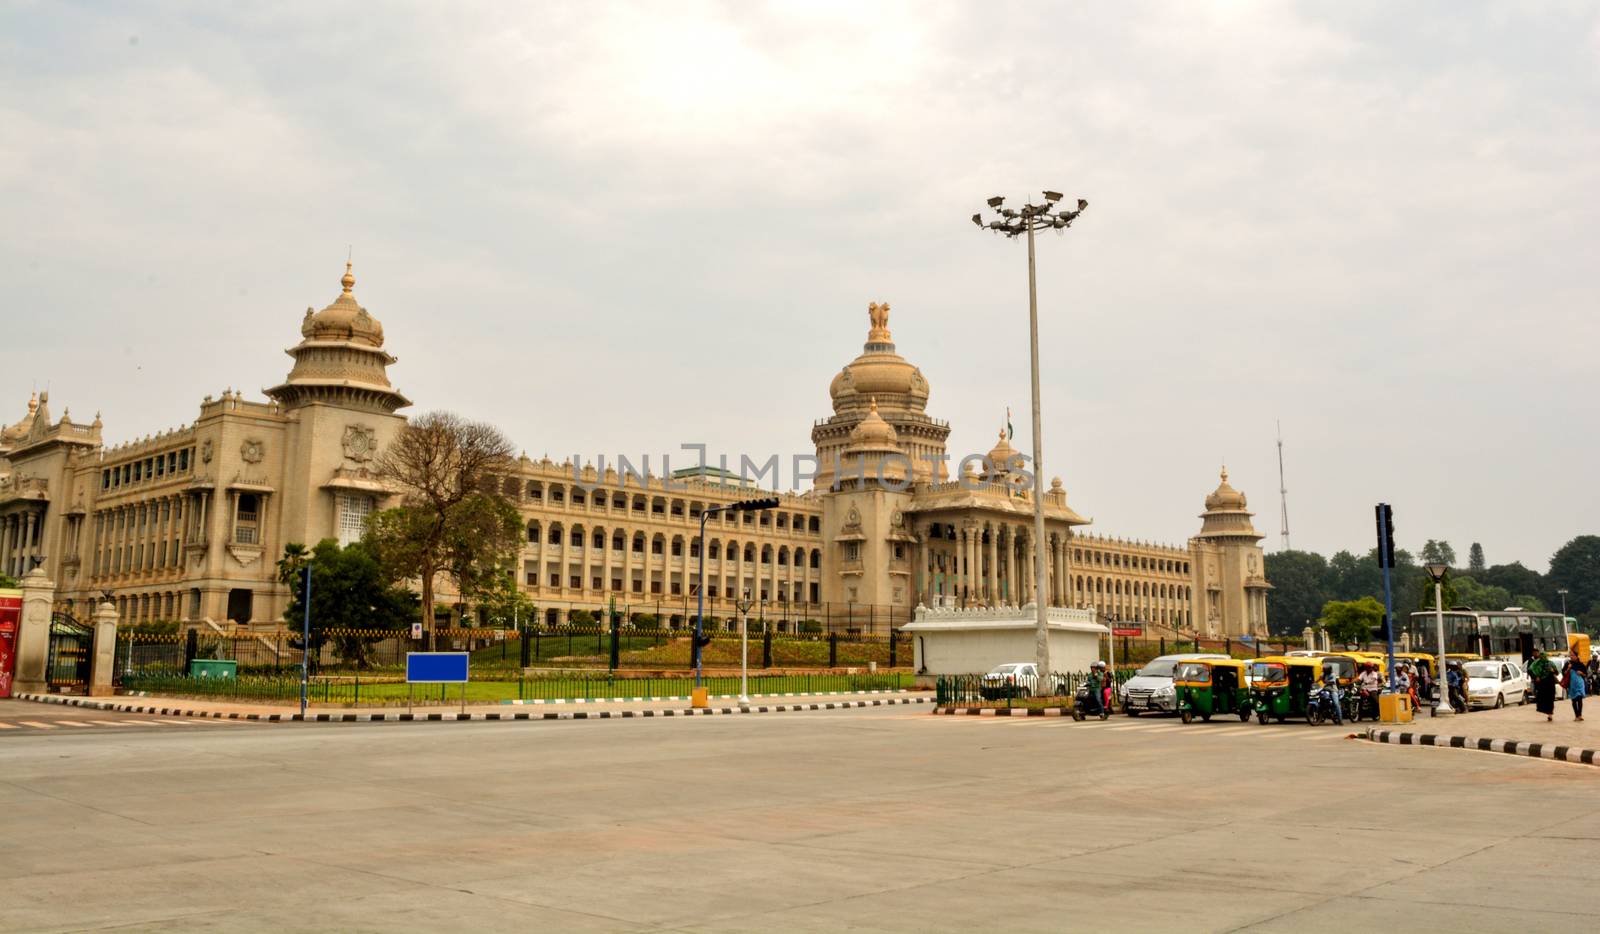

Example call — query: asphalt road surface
[2,700,1595,932]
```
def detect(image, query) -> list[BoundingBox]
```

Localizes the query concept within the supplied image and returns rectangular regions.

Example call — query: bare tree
[368,411,516,643]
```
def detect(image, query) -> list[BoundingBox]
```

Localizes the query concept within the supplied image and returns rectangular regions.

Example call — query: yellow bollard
[1378,692,1413,724]
[691,687,709,709]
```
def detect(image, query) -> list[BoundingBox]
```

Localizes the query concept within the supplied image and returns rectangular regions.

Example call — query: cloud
[0,0,1595,569]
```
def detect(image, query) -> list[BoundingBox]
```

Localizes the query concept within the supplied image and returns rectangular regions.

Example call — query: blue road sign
[406,652,469,684]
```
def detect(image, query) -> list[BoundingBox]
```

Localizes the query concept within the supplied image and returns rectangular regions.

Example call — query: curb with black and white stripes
[933,706,1075,717]
[1363,727,1599,767]
[15,692,930,723]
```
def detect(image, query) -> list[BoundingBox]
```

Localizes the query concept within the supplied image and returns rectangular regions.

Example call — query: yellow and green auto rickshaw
[1249,655,1327,724]
[1175,658,1253,724]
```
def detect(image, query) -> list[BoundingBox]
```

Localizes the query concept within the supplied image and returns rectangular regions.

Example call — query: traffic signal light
[1373,503,1396,569]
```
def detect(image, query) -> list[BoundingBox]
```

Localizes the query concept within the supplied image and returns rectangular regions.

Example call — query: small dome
[986,428,1021,473]
[301,262,385,348]
[1204,465,1247,510]
[848,398,899,447]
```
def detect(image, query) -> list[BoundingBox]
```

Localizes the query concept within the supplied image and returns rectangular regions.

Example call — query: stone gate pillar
[89,601,120,696]
[12,567,56,694]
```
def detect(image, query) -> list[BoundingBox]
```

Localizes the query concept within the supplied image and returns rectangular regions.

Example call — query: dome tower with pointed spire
[265,263,411,412]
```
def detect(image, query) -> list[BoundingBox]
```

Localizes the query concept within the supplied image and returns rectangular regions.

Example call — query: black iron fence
[934,669,1136,707]
[112,624,913,683]
[119,670,913,706]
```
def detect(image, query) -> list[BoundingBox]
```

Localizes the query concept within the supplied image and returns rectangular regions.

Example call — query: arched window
[527,481,543,501]
[570,527,584,547]
[809,550,820,569]
[612,532,625,551]
[527,521,540,543]
[709,541,721,559]
[651,534,665,555]
[548,524,562,545]
[760,545,772,565]
[592,529,605,549]
[670,537,683,557]
[632,532,646,553]
[744,544,756,562]
[777,546,789,566]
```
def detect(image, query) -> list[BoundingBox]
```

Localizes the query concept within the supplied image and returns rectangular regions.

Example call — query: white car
[978,663,1068,699]
[1118,653,1229,715]
[1464,659,1529,709]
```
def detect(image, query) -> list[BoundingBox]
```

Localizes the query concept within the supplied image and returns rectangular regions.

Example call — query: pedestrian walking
[1562,655,1587,721]
[1528,650,1558,722]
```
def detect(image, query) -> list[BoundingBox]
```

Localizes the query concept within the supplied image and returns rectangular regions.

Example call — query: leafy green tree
[1468,543,1486,572]
[280,539,418,669]
[439,493,524,612]
[1548,535,1600,618]
[1420,540,1457,568]
[0,572,18,589]
[1478,562,1546,607]
[1320,597,1385,648]
[1264,550,1329,636]
[366,411,516,644]
[1416,574,1458,611]
[477,572,537,629]
[1451,576,1512,612]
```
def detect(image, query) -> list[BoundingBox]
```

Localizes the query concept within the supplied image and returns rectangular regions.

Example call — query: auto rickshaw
[1175,658,1253,724]
[1249,655,1326,723]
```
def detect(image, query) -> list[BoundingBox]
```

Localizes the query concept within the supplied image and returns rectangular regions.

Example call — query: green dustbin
[189,659,238,680]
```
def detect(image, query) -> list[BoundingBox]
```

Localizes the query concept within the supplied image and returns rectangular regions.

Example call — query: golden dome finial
[1220,464,1229,483]
[869,396,879,415]
[341,261,355,294]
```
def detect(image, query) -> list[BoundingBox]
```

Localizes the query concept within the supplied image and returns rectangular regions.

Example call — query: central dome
[1204,466,1248,511]
[828,302,929,416]
[301,262,385,348]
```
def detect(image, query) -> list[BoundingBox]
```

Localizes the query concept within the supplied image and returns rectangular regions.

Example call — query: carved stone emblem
[200,439,213,464]
[240,439,265,464]
[342,425,376,463]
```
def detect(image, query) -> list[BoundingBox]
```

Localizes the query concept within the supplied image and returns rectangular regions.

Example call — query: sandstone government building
[0,265,1272,638]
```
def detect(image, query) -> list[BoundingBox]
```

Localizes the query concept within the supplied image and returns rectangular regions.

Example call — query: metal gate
[47,614,93,694]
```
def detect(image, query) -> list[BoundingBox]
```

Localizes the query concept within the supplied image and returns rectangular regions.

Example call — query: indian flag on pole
[1006,407,1014,441]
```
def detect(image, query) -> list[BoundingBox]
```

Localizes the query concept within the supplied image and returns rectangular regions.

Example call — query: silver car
[1118,653,1229,715]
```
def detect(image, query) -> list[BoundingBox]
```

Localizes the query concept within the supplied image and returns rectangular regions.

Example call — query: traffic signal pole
[1376,504,1398,692]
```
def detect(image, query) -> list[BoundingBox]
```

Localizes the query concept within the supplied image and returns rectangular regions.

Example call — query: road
[1,700,1595,932]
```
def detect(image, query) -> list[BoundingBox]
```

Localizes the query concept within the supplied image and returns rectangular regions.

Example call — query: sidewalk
[1362,703,1598,767]
[13,690,934,723]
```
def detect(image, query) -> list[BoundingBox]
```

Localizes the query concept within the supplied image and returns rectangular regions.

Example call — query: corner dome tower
[1197,466,1262,542]
[266,263,411,412]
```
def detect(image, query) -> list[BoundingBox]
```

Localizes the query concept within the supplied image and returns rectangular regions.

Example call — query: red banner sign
[0,593,21,699]
[1112,626,1143,637]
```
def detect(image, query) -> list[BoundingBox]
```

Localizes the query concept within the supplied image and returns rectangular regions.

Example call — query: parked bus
[1405,608,1568,659]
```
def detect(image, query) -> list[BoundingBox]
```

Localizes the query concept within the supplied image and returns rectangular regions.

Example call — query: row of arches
[497,479,822,534]
[526,522,822,568]
[1074,547,1189,576]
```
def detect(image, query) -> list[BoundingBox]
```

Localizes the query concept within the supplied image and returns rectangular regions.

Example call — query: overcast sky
[3,2,1596,570]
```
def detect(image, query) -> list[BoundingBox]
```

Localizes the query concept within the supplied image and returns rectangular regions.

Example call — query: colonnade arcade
[912,517,1074,608]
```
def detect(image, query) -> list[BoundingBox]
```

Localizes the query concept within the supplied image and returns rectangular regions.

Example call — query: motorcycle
[1351,686,1381,722]
[1072,679,1111,721]
[1305,684,1343,726]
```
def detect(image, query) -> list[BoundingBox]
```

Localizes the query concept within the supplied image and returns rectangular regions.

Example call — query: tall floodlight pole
[1558,589,1570,643]
[1425,564,1452,717]
[973,191,1088,683]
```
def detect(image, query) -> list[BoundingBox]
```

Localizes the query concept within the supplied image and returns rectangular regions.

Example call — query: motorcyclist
[1446,662,1467,713]
[1316,668,1343,725]
[1082,661,1108,716]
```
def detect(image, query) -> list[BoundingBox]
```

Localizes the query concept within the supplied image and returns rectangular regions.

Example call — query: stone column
[89,600,119,696]
[985,525,998,606]
[12,567,56,695]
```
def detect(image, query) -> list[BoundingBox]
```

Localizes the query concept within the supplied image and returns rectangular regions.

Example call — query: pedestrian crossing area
[0,715,264,734]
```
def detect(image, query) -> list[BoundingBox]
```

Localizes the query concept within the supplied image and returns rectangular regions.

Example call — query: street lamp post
[973,191,1087,681]
[695,497,779,694]
[1558,589,1570,642]
[1425,563,1452,717]
[736,588,755,707]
